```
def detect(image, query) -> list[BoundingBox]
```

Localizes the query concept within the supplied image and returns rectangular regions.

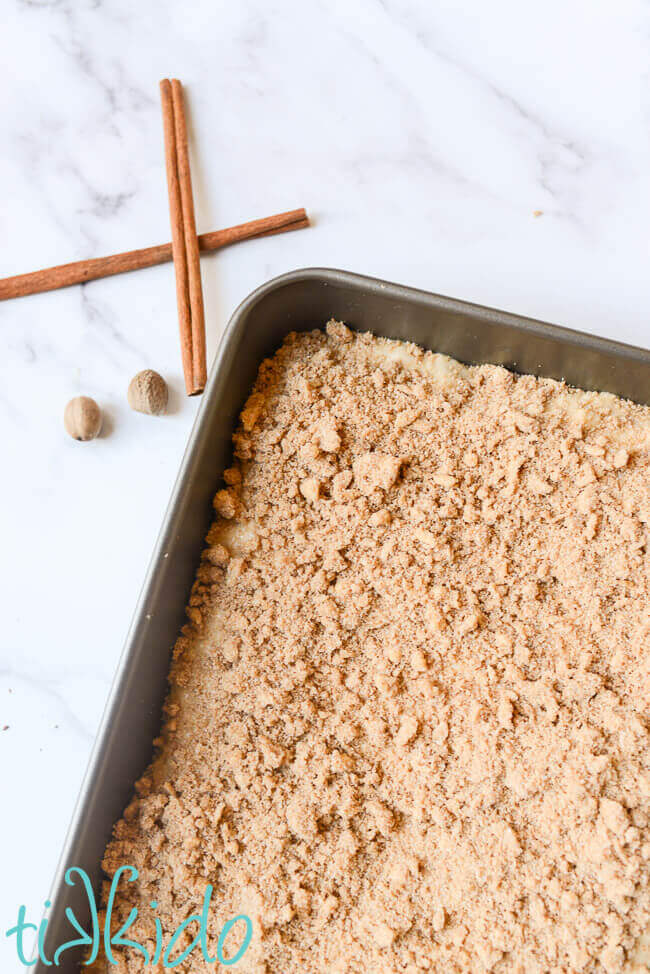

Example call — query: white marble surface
[1,0,649,966]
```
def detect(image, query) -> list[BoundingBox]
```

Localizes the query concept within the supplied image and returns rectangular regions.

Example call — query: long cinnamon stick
[170,79,207,394]
[160,78,196,395]
[0,209,309,303]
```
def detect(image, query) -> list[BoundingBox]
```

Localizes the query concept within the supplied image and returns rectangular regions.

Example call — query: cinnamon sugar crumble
[97,323,650,973]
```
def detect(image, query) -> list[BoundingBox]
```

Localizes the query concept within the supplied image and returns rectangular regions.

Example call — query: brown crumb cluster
[96,323,650,973]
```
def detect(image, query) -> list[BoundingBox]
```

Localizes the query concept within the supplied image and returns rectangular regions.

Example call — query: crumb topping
[97,322,650,973]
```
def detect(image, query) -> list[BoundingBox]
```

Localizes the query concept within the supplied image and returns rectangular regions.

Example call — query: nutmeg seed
[127,369,168,416]
[64,396,102,441]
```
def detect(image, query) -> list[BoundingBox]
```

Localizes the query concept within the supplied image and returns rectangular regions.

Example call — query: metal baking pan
[36,268,650,971]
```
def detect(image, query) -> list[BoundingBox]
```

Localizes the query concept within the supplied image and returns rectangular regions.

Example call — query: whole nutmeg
[64,396,102,441]
[127,369,168,416]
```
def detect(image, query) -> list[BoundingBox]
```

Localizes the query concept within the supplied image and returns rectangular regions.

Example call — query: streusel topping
[97,323,650,973]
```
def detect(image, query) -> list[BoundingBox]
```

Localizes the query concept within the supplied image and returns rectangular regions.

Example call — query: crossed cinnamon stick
[159,79,207,395]
[0,77,310,398]
[0,209,308,303]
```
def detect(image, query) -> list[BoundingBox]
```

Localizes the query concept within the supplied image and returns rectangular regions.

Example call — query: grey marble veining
[1,1,649,967]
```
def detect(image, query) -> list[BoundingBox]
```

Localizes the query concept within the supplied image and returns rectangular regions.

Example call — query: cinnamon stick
[170,79,207,394]
[0,209,309,302]
[160,78,196,395]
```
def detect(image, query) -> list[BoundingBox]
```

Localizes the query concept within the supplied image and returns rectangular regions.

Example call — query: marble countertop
[2,0,649,965]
